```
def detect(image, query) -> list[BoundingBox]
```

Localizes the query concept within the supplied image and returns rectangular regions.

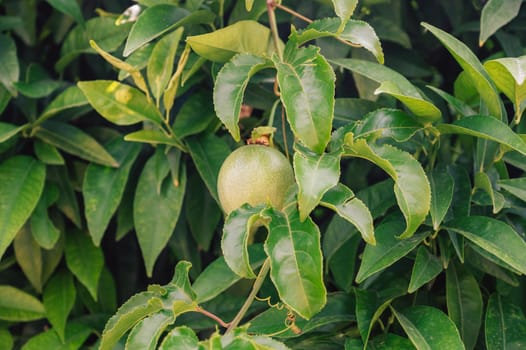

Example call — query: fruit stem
[226,257,271,333]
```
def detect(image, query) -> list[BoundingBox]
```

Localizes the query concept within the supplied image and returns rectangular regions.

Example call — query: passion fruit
[217,145,294,214]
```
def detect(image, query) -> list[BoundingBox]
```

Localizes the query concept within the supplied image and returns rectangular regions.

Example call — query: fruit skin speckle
[217,145,295,214]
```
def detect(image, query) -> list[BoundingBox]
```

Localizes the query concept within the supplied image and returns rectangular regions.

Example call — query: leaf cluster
[1,0,526,349]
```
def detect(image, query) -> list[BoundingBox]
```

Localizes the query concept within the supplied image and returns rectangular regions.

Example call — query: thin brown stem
[273,1,362,48]
[267,0,283,61]
[195,306,230,328]
[274,2,313,23]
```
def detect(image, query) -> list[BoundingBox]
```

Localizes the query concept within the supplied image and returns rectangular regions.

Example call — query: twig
[195,306,230,328]
[273,1,362,48]
[226,258,271,333]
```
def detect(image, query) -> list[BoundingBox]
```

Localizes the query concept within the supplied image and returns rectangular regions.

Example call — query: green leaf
[185,174,221,251]
[172,91,215,139]
[331,58,440,122]
[346,334,415,350]
[0,286,45,321]
[0,34,19,96]
[249,292,354,339]
[368,17,412,49]
[57,17,131,71]
[34,140,65,165]
[323,217,361,291]
[485,293,526,349]
[421,22,503,120]
[14,226,43,292]
[340,20,384,64]
[275,46,335,153]
[47,166,82,228]
[213,53,271,141]
[192,244,266,303]
[350,108,423,143]
[118,44,154,81]
[355,217,428,283]
[331,58,416,94]
[474,171,505,214]
[446,262,483,350]
[0,156,46,259]
[484,56,526,123]
[45,0,84,25]
[41,232,65,288]
[498,177,526,202]
[222,204,267,279]
[124,6,214,56]
[479,0,523,45]
[65,231,104,300]
[465,246,518,286]
[124,130,184,149]
[37,86,89,124]
[428,167,454,230]
[439,115,526,156]
[187,20,279,62]
[263,206,326,319]
[245,0,255,11]
[426,86,476,117]
[34,121,119,167]
[290,18,383,64]
[83,138,141,246]
[374,81,441,121]
[166,260,197,303]
[99,291,163,350]
[0,122,25,143]
[89,40,150,97]
[93,267,118,314]
[14,66,63,98]
[159,326,199,350]
[29,183,60,249]
[43,270,76,343]
[332,0,357,21]
[252,336,290,350]
[290,17,343,46]
[408,246,443,293]
[393,305,464,350]
[186,133,231,205]
[125,310,174,350]
[147,27,184,100]
[447,165,472,219]
[469,243,521,276]
[0,329,13,350]
[344,140,431,239]
[78,80,163,126]
[443,216,526,275]
[134,155,187,277]
[20,321,91,350]
[355,288,392,346]
[294,144,341,220]
[320,183,375,245]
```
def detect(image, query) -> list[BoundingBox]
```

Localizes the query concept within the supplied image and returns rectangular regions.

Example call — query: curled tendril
[254,297,303,337]
[255,295,284,310]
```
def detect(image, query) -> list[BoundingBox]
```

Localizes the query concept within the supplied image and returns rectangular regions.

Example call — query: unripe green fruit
[217,145,294,214]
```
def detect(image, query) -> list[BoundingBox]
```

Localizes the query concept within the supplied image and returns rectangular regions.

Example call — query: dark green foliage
[1,0,526,348]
